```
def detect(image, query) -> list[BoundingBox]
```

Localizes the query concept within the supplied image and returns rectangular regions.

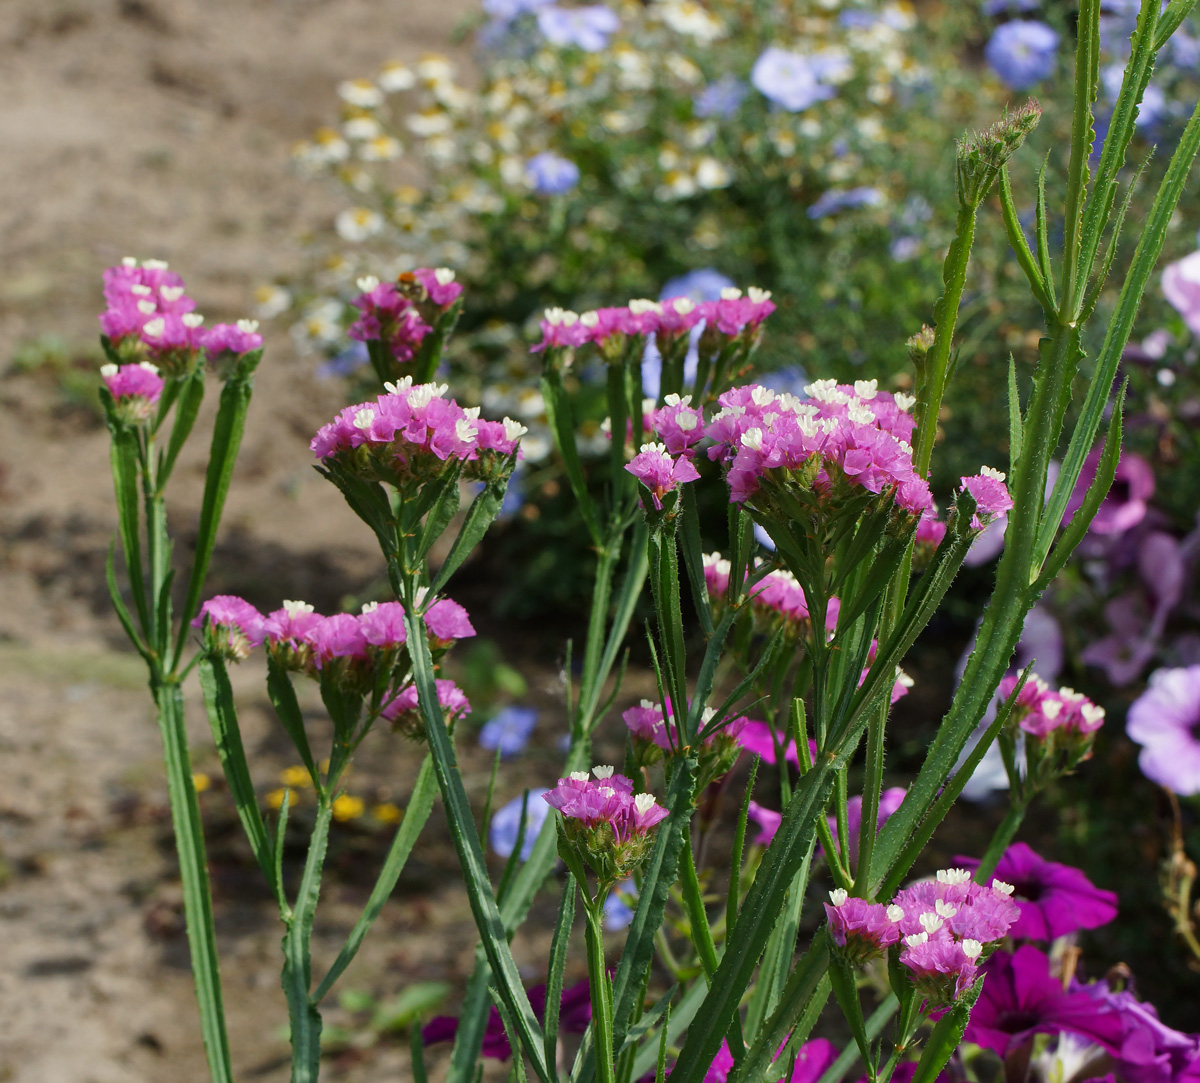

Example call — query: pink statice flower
[424,598,476,645]
[543,766,668,884]
[1126,664,1200,795]
[100,362,163,423]
[382,678,471,740]
[825,889,904,963]
[656,296,704,342]
[890,868,1020,1005]
[412,266,463,308]
[705,379,931,516]
[357,601,407,649]
[621,699,747,788]
[191,595,265,661]
[957,842,1117,941]
[99,258,198,361]
[310,378,523,486]
[959,466,1014,529]
[348,276,431,368]
[625,441,701,510]
[652,394,705,457]
[202,320,263,365]
[532,307,591,352]
[306,613,369,670]
[699,287,776,336]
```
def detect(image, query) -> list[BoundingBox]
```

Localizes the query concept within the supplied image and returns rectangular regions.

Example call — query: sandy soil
[0,2,536,1080]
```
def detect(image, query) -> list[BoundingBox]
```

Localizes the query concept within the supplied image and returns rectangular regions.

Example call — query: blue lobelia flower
[693,75,748,119]
[479,705,539,757]
[525,151,581,195]
[536,4,620,51]
[489,790,550,861]
[984,20,1060,90]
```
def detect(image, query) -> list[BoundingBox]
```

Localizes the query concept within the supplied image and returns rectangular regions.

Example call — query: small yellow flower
[332,795,366,822]
[192,772,211,793]
[279,766,313,789]
[372,803,404,825]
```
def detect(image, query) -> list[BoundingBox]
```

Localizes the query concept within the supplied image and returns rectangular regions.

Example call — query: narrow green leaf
[541,369,601,547]
[415,464,463,565]
[173,355,260,668]
[631,981,704,1082]
[313,755,439,1002]
[414,296,464,384]
[198,655,275,888]
[815,997,899,1083]
[107,421,150,636]
[1080,154,1149,324]
[159,369,206,486]
[544,875,577,1073]
[828,956,873,1076]
[1156,0,1199,48]
[490,986,530,1083]
[106,541,152,664]
[1034,156,1057,312]
[726,756,759,933]
[679,485,715,637]
[430,468,513,595]
[909,978,984,1083]
[617,985,676,1056]
[266,657,321,787]
[1007,356,1023,477]
[404,607,551,1083]
[412,1018,431,1083]
[998,166,1054,315]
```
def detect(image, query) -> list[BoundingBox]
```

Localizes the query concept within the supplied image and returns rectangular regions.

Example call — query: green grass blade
[159,369,206,487]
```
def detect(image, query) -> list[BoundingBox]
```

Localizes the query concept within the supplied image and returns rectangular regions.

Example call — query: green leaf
[630,981,705,1082]
[414,296,464,384]
[828,955,873,1077]
[313,755,439,1002]
[198,656,275,889]
[679,486,715,638]
[415,464,463,566]
[814,997,899,1083]
[544,875,577,1072]
[1007,355,1023,477]
[106,540,151,664]
[671,761,834,1081]
[1035,156,1058,313]
[908,978,984,1083]
[726,756,759,933]
[1079,155,1150,324]
[173,355,260,668]
[370,982,451,1032]
[266,657,321,788]
[617,985,676,1056]
[107,421,150,637]
[998,167,1054,316]
[430,467,513,595]
[159,369,206,487]
[1155,0,1199,48]
[404,607,551,1083]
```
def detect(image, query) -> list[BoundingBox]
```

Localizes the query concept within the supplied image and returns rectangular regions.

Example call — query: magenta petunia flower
[958,842,1117,940]
[1126,665,1200,794]
[966,945,1126,1056]
[1162,249,1200,337]
[746,800,782,845]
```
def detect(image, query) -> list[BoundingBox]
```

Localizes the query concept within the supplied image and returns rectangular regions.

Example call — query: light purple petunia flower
[985,20,1060,90]
[694,75,748,119]
[536,4,619,51]
[1065,447,1154,535]
[1126,665,1200,794]
[958,842,1118,940]
[751,46,840,112]
[1162,250,1200,337]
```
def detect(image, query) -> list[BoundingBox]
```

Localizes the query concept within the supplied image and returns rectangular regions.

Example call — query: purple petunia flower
[524,151,581,195]
[1065,448,1155,535]
[966,945,1127,1056]
[751,46,841,112]
[985,20,1060,89]
[479,705,539,757]
[489,790,550,860]
[958,842,1118,940]
[1126,665,1200,794]
[694,75,748,118]
[536,4,619,51]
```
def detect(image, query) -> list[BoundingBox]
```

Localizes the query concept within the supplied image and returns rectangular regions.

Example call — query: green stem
[282,797,333,1083]
[585,902,617,1083]
[154,680,234,1083]
[973,797,1030,883]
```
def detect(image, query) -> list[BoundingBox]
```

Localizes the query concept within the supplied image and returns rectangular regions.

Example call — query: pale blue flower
[603,879,637,930]
[537,4,619,51]
[490,791,549,860]
[984,20,1060,90]
[694,75,747,119]
[660,268,735,303]
[807,186,884,219]
[751,46,838,112]
[525,151,580,194]
[484,0,552,18]
[479,705,539,757]
[643,269,736,397]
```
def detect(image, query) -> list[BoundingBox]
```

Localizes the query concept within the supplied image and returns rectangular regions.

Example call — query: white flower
[338,79,384,108]
[335,207,384,242]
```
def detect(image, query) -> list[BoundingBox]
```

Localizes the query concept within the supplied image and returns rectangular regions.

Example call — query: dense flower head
[651,394,706,457]
[100,258,198,356]
[202,320,263,364]
[347,277,432,366]
[883,869,1020,1005]
[382,678,471,739]
[997,673,1106,742]
[958,842,1118,941]
[424,598,476,644]
[1126,665,1200,795]
[824,890,904,963]
[100,362,164,422]
[621,698,747,786]
[959,466,1014,528]
[705,379,930,514]
[533,306,591,351]
[411,266,463,308]
[191,595,266,661]
[308,613,370,669]
[357,600,408,649]
[310,378,525,485]
[702,553,841,643]
[625,440,700,509]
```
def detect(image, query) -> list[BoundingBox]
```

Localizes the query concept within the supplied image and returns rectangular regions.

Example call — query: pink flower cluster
[381,677,472,739]
[703,554,847,642]
[310,378,526,484]
[348,277,432,365]
[532,287,775,353]
[192,594,474,673]
[959,467,1014,528]
[542,767,669,843]
[621,699,748,751]
[100,361,164,423]
[704,380,932,512]
[623,393,708,509]
[625,442,700,510]
[824,868,1019,1002]
[997,674,1106,739]
[99,259,262,371]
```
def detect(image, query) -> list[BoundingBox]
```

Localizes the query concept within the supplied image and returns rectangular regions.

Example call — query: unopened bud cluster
[998,673,1106,778]
[621,699,747,792]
